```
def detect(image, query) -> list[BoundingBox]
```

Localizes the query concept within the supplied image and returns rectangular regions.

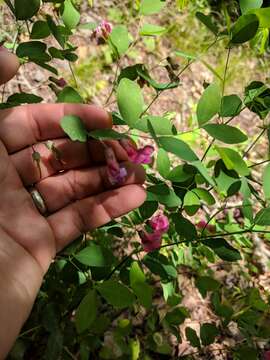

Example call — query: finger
[11,138,128,185]
[0,46,20,85]
[47,184,146,252]
[0,103,112,153]
[36,162,145,212]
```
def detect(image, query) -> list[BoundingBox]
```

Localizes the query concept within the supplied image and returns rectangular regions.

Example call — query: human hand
[0,46,146,357]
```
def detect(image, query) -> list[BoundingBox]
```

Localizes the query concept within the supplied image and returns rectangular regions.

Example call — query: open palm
[0,48,145,357]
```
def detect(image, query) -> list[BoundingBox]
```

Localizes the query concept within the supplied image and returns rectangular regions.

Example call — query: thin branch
[243,128,266,158]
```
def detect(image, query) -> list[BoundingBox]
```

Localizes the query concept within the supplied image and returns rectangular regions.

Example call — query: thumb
[0,45,20,85]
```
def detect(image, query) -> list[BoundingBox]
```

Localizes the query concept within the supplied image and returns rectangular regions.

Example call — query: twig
[243,128,266,159]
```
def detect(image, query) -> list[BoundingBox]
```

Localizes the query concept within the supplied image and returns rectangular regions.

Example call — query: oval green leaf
[117,79,144,127]
[203,124,248,144]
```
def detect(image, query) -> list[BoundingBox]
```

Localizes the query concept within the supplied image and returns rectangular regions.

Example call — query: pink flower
[264,351,270,360]
[120,139,154,164]
[139,230,162,252]
[197,220,207,229]
[105,146,127,185]
[139,213,169,252]
[92,20,113,43]
[149,214,169,233]
[56,78,67,88]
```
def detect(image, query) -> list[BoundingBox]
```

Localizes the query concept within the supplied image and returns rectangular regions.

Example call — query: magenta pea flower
[104,146,127,186]
[149,213,169,233]
[139,213,169,252]
[139,230,162,253]
[120,139,154,164]
[92,20,113,43]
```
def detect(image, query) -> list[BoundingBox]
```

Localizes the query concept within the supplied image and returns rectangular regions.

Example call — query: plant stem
[243,128,266,158]
[107,227,270,278]
[105,59,120,106]
[249,159,270,168]
[68,62,78,89]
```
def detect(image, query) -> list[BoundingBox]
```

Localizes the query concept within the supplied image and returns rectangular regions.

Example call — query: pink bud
[105,146,127,185]
[56,78,67,88]
[92,20,113,42]
[196,220,207,229]
[120,139,154,165]
[264,351,270,360]
[139,230,162,253]
[149,214,169,233]
[101,20,113,37]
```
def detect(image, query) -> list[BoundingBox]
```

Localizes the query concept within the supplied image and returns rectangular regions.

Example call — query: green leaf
[171,213,197,241]
[157,148,171,178]
[234,346,258,360]
[130,262,153,309]
[143,252,177,280]
[203,124,247,144]
[219,95,242,117]
[249,8,270,28]
[195,12,219,35]
[240,0,262,14]
[158,137,198,162]
[147,185,181,208]
[167,165,192,182]
[137,66,179,90]
[109,25,130,56]
[263,164,270,201]
[202,238,242,261]
[75,244,114,267]
[192,160,216,187]
[75,290,97,334]
[117,79,144,127]
[185,327,201,348]
[175,50,197,60]
[61,0,80,29]
[192,188,215,205]
[165,307,188,326]
[14,0,40,20]
[139,201,158,220]
[46,15,66,48]
[97,280,136,309]
[57,86,84,103]
[231,14,259,44]
[254,207,270,225]
[197,83,222,126]
[44,329,63,360]
[200,323,219,346]
[61,115,88,142]
[140,0,166,15]
[16,41,50,62]
[88,129,127,140]
[216,147,250,176]
[183,191,200,216]
[135,116,173,135]
[31,21,51,39]
[195,276,220,298]
[130,339,140,360]
[7,93,43,104]
[139,24,167,36]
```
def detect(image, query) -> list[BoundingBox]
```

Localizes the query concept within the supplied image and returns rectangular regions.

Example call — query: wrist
[0,229,43,358]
